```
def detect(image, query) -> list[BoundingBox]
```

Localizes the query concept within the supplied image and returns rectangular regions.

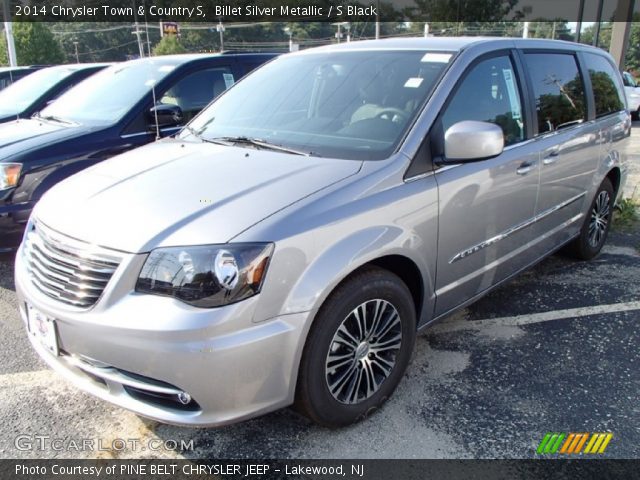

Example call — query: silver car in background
[15,38,630,427]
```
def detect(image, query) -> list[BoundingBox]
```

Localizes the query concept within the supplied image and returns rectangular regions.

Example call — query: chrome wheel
[588,190,611,248]
[325,299,402,405]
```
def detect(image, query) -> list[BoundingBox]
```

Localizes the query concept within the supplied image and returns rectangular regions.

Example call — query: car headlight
[135,243,273,308]
[0,163,22,190]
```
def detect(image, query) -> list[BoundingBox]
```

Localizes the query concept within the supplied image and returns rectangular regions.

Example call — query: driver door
[433,52,540,317]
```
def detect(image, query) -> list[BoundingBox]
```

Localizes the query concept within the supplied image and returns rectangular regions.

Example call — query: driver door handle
[516,162,533,176]
[543,147,560,165]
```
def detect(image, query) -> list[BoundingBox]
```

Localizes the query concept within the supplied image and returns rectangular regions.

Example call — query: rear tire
[295,267,416,428]
[566,178,614,260]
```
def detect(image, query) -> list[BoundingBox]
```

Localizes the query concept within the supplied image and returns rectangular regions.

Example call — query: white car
[623,71,640,119]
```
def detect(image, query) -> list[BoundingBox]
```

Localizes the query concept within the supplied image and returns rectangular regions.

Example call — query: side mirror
[444,120,504,162]
[147,104,183,129]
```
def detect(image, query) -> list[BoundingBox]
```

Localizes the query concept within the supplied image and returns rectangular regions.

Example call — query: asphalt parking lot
[0,125,638,460]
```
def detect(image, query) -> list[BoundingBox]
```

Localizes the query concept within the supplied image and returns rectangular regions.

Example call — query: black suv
[0,53,277,251]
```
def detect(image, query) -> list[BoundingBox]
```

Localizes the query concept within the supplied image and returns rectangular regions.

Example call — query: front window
[41,60,178,125]
[0,67,78,116]
[183,50,452,160]
[442,55,525,146]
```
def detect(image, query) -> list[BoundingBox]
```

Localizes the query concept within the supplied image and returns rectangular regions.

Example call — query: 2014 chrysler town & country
[15,38,630,427]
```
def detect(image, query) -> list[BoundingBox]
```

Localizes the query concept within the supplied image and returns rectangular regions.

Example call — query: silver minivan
[15,38,630,427]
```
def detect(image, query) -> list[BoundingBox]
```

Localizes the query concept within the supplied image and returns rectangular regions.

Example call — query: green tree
[0,22,65,65]
[580,17,640,73]
[153,35,187,56]
[407,0,521,22]
[528,20,573,40]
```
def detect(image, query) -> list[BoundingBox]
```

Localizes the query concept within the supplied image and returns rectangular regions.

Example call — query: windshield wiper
[183,126,233,146]
[33,113,76,126]
[209,136,312,156]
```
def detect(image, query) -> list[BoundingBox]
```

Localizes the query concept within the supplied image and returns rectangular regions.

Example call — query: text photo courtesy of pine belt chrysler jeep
[15,37,629,428]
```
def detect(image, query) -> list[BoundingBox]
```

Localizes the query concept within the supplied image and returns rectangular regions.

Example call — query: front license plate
[26,304,59,356]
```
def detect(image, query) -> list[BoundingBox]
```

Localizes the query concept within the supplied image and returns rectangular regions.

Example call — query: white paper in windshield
[404,77,424,88]
[223,73,235,89]
[421,53,452,63]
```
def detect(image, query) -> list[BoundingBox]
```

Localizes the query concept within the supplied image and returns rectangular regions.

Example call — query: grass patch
[613,198,639,231]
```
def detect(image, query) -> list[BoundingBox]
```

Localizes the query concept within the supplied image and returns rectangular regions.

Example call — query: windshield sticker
[502,69,522,120]
[404,77,424,88]
[223,73,235,89]
[421,53,452,63]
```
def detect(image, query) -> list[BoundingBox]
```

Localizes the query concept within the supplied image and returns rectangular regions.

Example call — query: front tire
[566,178,614,260]
[295,267,416,428]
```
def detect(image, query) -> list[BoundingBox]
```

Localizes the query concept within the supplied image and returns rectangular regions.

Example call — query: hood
[34,138,362,253]
[0,119,93,158]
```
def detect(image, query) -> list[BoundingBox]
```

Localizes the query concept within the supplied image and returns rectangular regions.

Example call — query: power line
[76,40,139,56]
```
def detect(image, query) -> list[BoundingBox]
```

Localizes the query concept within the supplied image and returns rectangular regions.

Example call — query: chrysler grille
[23,222,122,307]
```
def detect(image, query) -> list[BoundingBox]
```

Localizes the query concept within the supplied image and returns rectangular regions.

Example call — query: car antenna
[149,78,160,141]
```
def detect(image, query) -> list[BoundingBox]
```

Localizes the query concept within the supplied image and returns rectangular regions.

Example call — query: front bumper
[15,247,310,427]
[0,201,33,252]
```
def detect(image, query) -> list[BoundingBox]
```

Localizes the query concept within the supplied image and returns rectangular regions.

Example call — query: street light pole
[283,27,293,52]
[217,20,225,52]
[3,0,17,66]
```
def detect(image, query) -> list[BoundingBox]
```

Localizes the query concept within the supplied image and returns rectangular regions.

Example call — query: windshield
[183,50,452,160]
[41,60,178,125]
[0,67,78,116]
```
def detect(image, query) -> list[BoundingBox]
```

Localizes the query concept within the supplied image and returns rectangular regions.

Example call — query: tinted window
[160,67,233,122]
[583,53,625,117]
[525,53,586,133]
[184,51,451,160]
[0,66,80,116]
[623,71,637,87]
[442,55,525,146]
[42,60,179,125]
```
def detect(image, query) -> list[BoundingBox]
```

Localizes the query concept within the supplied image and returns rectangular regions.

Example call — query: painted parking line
[431,300,640,334]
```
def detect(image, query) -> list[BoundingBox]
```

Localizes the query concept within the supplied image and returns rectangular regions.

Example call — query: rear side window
[583,53,625,118]
[524,53,586,134]
[442,55,525,146]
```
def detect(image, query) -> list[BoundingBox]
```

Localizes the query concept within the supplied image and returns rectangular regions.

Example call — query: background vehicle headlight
[135,243,273,308]
[0,163,22,190]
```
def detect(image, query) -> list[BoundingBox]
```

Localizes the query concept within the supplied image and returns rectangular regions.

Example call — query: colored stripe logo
[537,432,612,454]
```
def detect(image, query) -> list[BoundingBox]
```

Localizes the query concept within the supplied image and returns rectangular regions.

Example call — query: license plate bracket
[26,304,59,356]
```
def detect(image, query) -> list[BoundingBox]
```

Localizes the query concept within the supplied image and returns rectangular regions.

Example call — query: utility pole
[143,0,152,56]
[522,21,529,38]
[132,0,145,58]
[3,0,17,66]
[73,41,79,63]
[424,23,429,38]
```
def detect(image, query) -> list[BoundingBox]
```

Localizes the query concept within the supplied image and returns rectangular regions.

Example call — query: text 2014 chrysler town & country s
[15,38,629,427]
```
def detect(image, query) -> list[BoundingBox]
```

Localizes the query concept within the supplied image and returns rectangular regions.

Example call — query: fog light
[177,392,192,405]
